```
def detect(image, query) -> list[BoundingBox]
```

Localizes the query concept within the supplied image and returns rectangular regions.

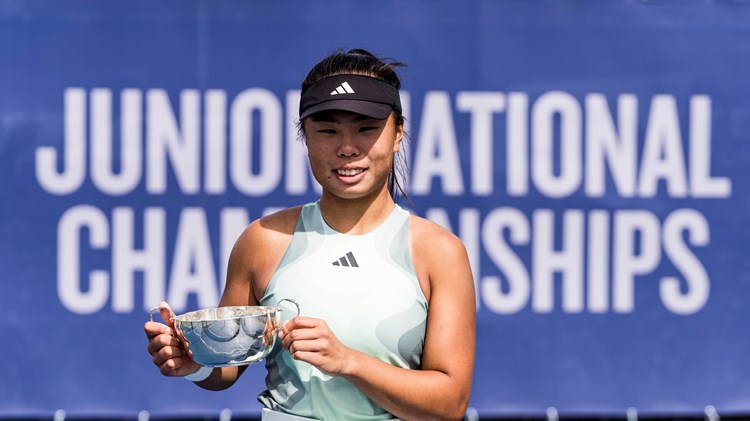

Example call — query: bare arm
[194,209,299,390]
[280,219,476,420]
[186,221,259,390]
[145,208,299,391]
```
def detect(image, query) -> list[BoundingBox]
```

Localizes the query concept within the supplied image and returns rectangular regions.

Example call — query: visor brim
[299,99,393,120]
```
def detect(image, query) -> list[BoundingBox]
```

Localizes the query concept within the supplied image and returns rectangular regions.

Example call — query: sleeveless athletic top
[257,201,428,420]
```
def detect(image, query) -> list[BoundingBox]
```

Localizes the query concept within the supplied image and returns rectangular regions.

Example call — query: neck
[319,188,396,235]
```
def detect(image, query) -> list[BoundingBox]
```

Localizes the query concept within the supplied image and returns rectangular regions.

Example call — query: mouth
[335,168,365,177]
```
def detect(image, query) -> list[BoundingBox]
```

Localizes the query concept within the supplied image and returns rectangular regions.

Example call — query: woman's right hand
[144,301,202,377]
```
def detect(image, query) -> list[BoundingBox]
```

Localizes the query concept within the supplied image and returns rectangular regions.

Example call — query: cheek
[307,150,325,170]
[306,147,332,175]
[305,139,327,159]
[377,139,398,161]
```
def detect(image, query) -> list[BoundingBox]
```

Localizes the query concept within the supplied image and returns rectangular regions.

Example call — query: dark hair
[301,48,403,93]
[299,48,412,205]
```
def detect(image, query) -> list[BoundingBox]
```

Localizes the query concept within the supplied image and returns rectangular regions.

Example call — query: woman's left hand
[279,316,355,376]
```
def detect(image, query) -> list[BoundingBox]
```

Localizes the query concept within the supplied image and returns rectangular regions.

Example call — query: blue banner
[2,0,750,418]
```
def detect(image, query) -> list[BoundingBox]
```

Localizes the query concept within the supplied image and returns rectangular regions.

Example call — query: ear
[393,119,404,153]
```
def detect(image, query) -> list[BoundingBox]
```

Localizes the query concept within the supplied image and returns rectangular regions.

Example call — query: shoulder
[252,206,303,236]
[236,206,303,250]
[225,206,304,303]
[229,206,302,269]
[408,213,467,260]
[407,212,472,297]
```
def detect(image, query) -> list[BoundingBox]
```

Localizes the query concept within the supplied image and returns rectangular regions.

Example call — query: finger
[146,333,182,355]
[287,316,321,328]
[280,316,320,338]
[158,356,187,376]
[292,335,328,351]
[286,335,330,356]
[281,326,322,349]
[152,343,187,367]
[158,301,175,329]
[144,321,173,339]
[289,348,309,360]
[288,349,321,367]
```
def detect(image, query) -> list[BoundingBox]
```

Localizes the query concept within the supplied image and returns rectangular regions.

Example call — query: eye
[359,126,378,132]
[318,129,337,134]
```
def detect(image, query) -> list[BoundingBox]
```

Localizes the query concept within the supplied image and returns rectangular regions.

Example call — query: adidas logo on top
[332,251,359,267]
[330,81,355,95]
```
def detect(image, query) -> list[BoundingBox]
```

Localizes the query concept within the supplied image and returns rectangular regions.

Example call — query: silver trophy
[149,298,300,367]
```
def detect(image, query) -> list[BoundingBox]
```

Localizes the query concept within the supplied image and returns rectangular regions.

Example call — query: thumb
[158,301,176,329]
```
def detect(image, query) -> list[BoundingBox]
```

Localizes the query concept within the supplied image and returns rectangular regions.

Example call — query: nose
[336,133,359,158]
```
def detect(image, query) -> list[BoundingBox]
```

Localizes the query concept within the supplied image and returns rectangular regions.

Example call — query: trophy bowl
[150,298,300,367]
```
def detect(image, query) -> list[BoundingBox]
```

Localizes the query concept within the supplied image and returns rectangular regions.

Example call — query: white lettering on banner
[480,207,530,314]
[447,207,711,315]
[587,210,611,313]
[507,92,731,199]
[411,91,464,195]
[506,93,530,196]
[35,88,291,197]
[147,89,201,194]
[35,88,731,199]
[638,95,688,197]
[689,96,732,197]
[585,94,638,197]
[456,92,505,196]
[230,88,282,195]
[36,88,86,194]
[57,205,110,314]
[612,210,661,313]
[660,209,710,314]
[167,208,219,310]
[39,88,731,315]
[91,89,143,195]
[532,209,585,313]
[205,89,228,194]
[532,91,583,198]
[112,207,166,313]
[55,205,258,314]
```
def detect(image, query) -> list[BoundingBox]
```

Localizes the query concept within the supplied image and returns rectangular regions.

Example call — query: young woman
[145,49,476,421]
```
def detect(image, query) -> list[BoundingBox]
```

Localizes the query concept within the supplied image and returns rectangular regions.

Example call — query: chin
[326,187,374,201]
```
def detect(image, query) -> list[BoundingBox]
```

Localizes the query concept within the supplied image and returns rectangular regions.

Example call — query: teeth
[337,168,363,176]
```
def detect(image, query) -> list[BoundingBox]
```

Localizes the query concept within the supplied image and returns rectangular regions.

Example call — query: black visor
[299,74,402,120]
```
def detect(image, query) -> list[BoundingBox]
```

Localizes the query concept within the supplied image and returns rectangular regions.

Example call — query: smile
[336,168,365,176]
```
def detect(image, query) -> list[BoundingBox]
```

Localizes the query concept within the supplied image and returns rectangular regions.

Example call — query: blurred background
[1,0,749,420]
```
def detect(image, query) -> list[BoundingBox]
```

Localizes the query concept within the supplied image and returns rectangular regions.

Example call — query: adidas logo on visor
[332,251,359,267]
[330,81,355,95]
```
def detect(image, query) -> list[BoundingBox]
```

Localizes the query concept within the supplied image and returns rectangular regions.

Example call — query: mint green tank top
[257,201,428,420]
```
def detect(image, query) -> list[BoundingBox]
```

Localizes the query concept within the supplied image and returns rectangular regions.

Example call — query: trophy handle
[149,304,175,323]
[276,298,300,317]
